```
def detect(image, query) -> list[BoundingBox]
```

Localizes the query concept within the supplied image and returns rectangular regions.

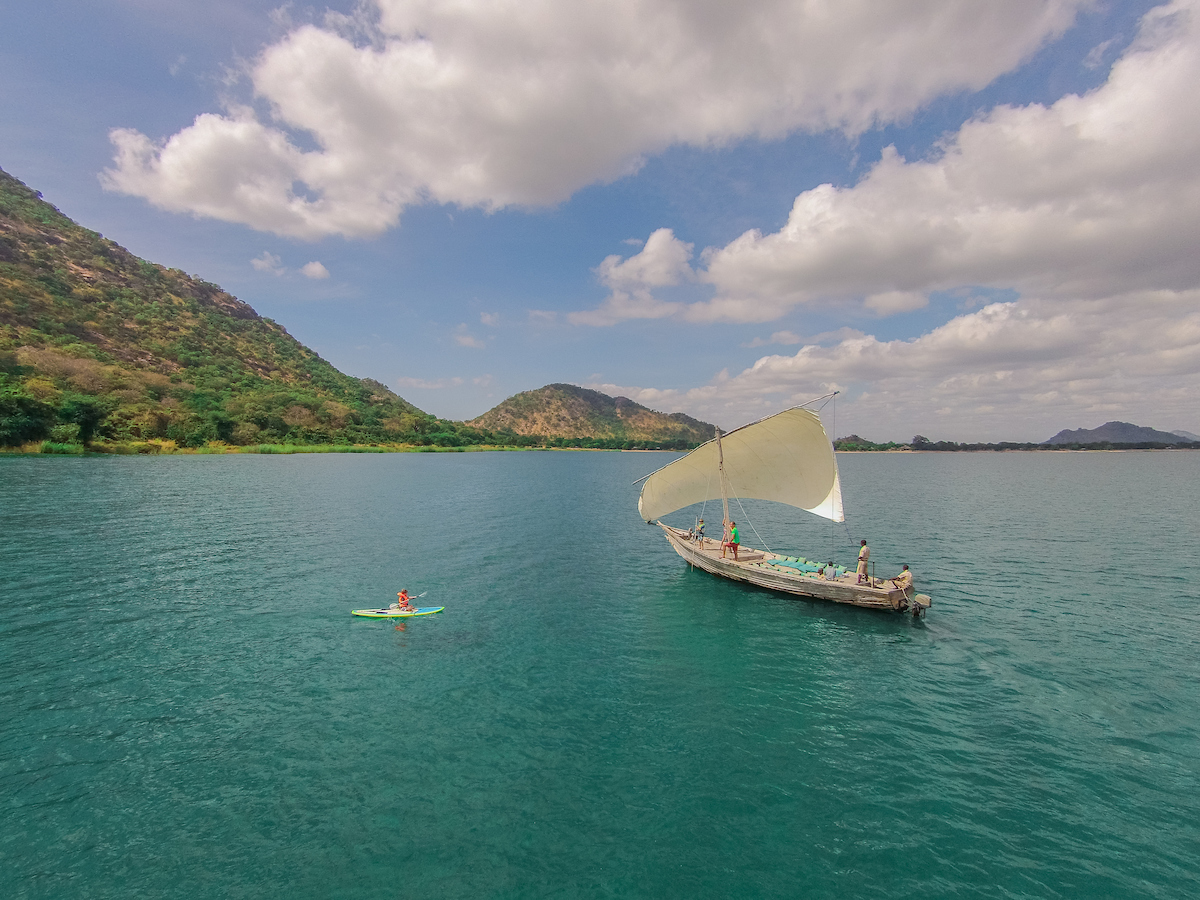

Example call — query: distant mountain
[1173,430,1200,442]
[468,383,715,444]
[0,165,441,448]
[1043,421,1194,445]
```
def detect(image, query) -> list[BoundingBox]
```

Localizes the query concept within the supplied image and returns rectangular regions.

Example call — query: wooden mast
[716,427,731,543]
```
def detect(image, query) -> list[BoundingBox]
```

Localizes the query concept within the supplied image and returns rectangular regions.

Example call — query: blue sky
[3,0,1197,441]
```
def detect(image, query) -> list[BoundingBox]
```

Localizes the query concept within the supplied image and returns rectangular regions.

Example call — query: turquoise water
[2,451,1198,899]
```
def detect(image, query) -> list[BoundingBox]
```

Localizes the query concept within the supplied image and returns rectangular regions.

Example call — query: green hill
[469,383,715,446]
[0,166,713,454]
[0,165,448,450]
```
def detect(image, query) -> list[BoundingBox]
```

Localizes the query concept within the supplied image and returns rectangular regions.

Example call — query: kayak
[351,606,445,618]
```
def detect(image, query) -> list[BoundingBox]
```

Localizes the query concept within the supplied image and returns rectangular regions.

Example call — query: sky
[3,0,1198,441]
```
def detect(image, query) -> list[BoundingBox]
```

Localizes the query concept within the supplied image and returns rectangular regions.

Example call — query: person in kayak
[394,589,413,611]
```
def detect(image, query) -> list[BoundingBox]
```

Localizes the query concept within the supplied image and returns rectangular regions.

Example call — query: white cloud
[691,0,1200,322]
[480,312,499,327]
[743,330,804,348]
[453,324,486,348]
[395,376,464,390]
[599,288,1200,442]
[569,228,694,326]
[251,253,329,279]
[1083,37,1117,69]
[743,327,868,348]
[250,250,284,275]
[569,1,1200,326]
[102,0,1087,238]
[597,227,694,292]
[864,291,928,315]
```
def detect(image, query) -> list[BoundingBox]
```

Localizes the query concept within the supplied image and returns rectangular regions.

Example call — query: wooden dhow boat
[636,401,931,616]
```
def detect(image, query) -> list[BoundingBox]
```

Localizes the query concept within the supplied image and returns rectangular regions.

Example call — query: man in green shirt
[722,520,741,561]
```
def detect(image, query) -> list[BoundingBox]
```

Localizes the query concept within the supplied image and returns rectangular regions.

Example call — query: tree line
[833,434,1200,452]
[0,353,700,452]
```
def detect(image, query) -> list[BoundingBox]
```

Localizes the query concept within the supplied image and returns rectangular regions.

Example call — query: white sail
[637,406,844,523]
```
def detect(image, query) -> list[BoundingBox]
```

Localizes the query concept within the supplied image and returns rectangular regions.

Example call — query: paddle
[392,590,428,611]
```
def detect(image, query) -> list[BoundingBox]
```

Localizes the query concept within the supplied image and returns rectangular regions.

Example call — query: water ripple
[2,451,1198,898]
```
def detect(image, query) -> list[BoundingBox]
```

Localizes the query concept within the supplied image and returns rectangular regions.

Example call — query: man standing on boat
[856,540,870,584]
[722,520,740,560]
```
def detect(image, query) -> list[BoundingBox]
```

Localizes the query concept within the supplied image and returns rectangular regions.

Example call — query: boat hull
[657,524,926,613]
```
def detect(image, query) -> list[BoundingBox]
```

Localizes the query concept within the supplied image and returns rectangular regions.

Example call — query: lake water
[2,450,1198,899]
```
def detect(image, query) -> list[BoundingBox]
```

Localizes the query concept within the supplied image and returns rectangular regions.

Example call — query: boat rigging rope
[719,394,840,560]
[731,489,772,555]
[829,395,836,562]
[819,393,859,562]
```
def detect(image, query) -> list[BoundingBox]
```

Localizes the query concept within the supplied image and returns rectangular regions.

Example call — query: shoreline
[0,441,671,457]
[4,443,1197,458]
[835,447,1200,453]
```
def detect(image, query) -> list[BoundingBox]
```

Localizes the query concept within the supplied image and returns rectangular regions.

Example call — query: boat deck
[658,524,928,612]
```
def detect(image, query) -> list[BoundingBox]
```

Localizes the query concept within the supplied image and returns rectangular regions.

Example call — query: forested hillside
[0,167,715,453]
[469,383,715,446]
[0,166,456,449]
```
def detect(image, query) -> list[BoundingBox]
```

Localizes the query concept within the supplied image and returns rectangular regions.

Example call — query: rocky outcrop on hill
[468,383,715,444]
